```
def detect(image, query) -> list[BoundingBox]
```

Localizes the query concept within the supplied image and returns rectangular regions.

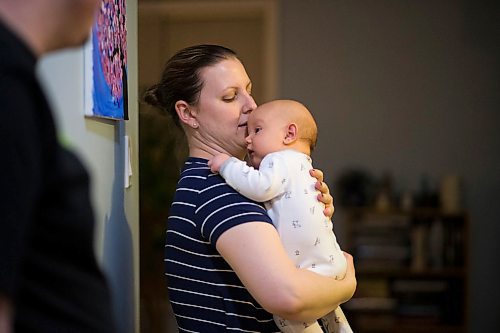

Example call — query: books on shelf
[397,304,441,318]
[356,244,410,260]
[344,297,397,312]
[351,212,411,228]
[392,279,448,293]
[355,277,390,298]
[343,205,468,332]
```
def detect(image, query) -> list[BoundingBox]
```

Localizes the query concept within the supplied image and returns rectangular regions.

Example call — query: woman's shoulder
[182,157,210,173]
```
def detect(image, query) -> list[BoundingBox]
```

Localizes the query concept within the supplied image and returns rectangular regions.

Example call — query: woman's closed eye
[223,94,236,102]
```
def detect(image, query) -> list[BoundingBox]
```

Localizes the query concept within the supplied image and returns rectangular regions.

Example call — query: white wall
[279,1,500,332]
[37,1,139,332]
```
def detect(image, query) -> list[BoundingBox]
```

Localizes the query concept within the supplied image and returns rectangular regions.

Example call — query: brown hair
[142,44,237,127]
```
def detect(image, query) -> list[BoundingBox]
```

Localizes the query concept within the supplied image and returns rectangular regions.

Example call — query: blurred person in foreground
[0,1,115,332]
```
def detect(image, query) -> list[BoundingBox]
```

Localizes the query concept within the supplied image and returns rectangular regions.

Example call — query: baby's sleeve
[219,155,288,202]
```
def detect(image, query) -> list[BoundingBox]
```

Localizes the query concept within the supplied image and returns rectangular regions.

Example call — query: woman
[144,44,356,332]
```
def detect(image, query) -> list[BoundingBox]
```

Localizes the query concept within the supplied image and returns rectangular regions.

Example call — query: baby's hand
[208,153,231,173]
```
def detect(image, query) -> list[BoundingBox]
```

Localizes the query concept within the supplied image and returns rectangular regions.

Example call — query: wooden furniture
[343,208,468,333]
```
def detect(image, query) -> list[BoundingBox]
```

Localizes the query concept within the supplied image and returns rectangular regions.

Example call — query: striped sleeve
[165,158,279,332]
[196,173,273,244]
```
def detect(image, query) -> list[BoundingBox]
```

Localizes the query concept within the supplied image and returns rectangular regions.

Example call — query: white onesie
[219,149,352,333]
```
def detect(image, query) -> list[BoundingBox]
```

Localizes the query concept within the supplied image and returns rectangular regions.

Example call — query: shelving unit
[343,208,468,333]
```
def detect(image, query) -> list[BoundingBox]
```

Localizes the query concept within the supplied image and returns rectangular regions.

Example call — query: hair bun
[142,84,161,108]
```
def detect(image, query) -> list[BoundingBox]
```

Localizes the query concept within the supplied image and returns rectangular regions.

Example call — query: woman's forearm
[276,259,356,321]
[217,222,356,322]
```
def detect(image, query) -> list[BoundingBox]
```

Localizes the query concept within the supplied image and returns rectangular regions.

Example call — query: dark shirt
[0,20,115,332]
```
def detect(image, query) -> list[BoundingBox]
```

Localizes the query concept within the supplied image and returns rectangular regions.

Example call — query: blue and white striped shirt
[165,157,280,332]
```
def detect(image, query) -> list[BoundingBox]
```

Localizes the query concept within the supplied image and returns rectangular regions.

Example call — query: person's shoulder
[0,68,42,131]
[0,68,36,99]
[281,149,309,157]
[273,150,314,178]
[262,150,290,161]
[182,158,210,174]
[0,34,39,112]
[179,157,229,192]
[179,158,211,183]
[0,22,36,80]
[265,149,310,164]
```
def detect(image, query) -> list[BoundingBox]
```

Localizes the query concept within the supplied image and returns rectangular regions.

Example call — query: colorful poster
[85,0,128,120]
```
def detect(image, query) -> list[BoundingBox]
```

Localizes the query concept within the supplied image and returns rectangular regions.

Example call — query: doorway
[138,1,278,331]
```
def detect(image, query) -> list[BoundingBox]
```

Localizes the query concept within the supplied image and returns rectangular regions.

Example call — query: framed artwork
[85,0,128,120]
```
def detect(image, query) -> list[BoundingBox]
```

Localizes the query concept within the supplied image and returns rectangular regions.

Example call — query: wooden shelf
[355,266,466,278]
[354,323,465,333]
[343,207,469,333]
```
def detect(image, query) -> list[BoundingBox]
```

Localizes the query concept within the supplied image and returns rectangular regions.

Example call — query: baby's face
[245,106,289,168]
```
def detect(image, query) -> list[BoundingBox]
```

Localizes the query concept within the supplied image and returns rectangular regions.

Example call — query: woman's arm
[216,222,356,322]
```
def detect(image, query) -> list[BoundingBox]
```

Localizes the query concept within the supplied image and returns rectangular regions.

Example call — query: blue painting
[85,0,128,120]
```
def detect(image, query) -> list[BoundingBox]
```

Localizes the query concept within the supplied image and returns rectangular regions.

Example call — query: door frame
[139,0,279,102]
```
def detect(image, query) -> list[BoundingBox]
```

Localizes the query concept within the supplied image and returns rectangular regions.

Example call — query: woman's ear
[175,100,198,128]
[283,123,298,145]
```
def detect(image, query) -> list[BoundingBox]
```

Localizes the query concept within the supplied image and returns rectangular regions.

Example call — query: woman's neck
[187,135,246,160]
[189,146,246,161]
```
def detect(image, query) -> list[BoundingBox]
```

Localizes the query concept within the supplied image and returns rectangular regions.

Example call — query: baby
[209,99,353,333]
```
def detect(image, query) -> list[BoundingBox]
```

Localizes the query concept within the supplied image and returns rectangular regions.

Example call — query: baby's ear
[284,123,298,144]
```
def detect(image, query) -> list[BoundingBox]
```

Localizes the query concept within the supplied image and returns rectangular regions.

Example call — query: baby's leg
[320,306,353,333]
[274,315,324,333]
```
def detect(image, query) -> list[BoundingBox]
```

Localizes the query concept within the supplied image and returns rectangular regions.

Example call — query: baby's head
[245,99,318,168]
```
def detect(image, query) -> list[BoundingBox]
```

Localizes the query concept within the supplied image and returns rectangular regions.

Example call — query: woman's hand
[340,252,357,302]
[310,168,334,218]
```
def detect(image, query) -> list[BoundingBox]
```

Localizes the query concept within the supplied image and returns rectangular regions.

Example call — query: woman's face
[194,57,257,158]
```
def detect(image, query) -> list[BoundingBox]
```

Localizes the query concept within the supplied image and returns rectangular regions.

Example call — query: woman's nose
[242,92,257,114]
